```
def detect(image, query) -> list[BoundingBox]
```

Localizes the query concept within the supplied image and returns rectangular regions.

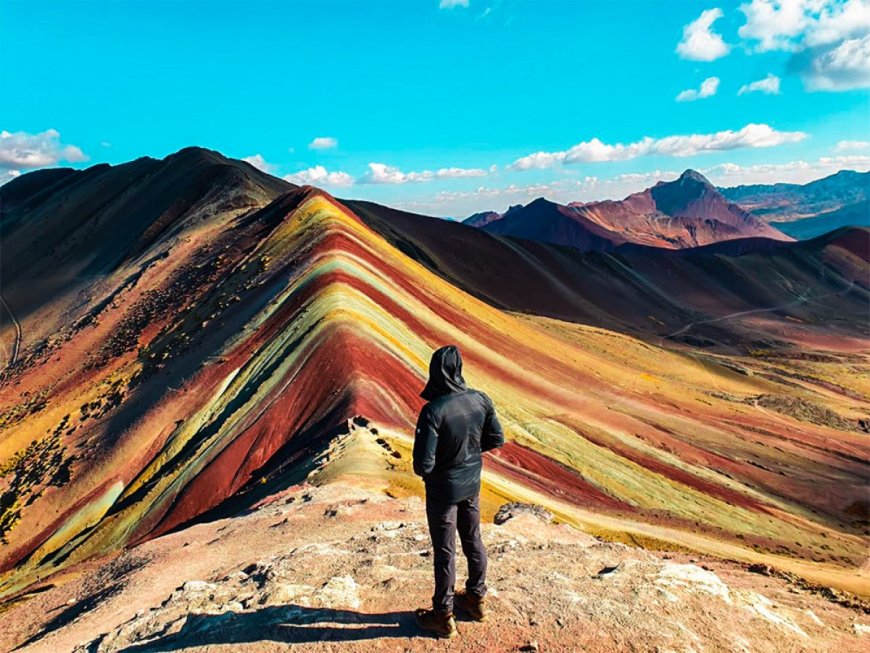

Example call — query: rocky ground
[3,481,868,653]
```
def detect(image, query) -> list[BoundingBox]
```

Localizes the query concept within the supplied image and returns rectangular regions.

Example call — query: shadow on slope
[347,198,869,346]
[109,606,416,651]
[0,147,292,327]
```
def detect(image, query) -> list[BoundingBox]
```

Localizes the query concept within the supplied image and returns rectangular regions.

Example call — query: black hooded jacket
[413,345,505,504]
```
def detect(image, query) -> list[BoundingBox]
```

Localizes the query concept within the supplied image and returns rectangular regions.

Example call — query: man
[412,344,505,638]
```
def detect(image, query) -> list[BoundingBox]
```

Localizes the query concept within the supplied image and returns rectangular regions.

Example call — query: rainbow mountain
[1,148,868,601]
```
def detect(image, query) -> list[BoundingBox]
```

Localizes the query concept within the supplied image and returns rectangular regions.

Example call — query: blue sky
[2,0,869,216]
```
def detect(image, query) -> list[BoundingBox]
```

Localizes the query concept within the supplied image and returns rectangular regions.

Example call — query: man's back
[414,388,503,504]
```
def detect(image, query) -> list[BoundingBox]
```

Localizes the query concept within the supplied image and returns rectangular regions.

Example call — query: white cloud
[738,0,813,51]
[358,162,488,184]
[834,139,870,150]
[817,153,870,165]
[800,33,870,89]
[740,0,870,50]
[507,151,567,170]
[0,169,21,186]
[242,154,276,173]
[738,1,870,91]
[705,154,870,185]
[677,8,731,61]
[676,76,721,101]
[439,0,469,8]
[284,165,354,187]
[393,179,588,216]
[434,166,489,179]
[806,0,870,45]
[360,163,412,184]
[738,72,782,94]
[0,129,87,169]
[510,123,807,170]
[610,170,681,185]
[308,137,338,150]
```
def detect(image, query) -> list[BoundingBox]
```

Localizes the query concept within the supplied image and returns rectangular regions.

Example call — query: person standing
[412,344,505,638]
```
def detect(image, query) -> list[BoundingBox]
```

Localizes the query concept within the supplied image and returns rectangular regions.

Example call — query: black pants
[425,492,487,613]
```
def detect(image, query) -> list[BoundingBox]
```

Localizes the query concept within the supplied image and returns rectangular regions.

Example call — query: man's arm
[480,394,505,452]
[413,405,438,477]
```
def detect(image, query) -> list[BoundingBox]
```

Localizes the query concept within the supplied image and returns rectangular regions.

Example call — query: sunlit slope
[0,189,867,598]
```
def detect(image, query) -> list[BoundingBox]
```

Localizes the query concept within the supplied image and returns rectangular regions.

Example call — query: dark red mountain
[468,169,791,252]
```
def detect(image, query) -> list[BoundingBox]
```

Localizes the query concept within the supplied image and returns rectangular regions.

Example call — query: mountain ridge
[350,196,868,340]
[0,147,293,329]
[719,169,870,225]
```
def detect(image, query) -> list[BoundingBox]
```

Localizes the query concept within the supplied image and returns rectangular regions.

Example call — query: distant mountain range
[462,169,792,251]
[463,168,869,247]
[719,169,870,222]
[719,169,870,239]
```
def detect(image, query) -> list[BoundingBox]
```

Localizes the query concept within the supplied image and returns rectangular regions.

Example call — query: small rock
[853,622,870,636]
[519,641,539,652]
[596,564,619,577]
[494,502,553,525]
[747,563,773,576]
[320,575,361,609]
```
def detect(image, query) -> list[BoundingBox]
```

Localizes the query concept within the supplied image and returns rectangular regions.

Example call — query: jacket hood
[420,345,467,401]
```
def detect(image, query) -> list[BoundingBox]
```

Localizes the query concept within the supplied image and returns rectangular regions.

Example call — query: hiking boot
[414,607,457,638]
[455,589,488,622]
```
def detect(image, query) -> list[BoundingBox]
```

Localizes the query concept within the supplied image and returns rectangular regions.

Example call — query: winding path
[663,278,857,341]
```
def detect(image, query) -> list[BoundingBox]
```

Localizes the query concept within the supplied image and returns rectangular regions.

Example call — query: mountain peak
[650,169,724,212]
[527,196,556,208]
[168,145,223,158]
[678,169,712,185]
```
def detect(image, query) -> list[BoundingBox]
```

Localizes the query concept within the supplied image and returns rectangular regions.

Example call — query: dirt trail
[662,278,857,341]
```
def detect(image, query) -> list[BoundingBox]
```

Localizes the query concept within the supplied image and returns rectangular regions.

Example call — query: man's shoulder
[426,389,489,411]
[467,388,492,406]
